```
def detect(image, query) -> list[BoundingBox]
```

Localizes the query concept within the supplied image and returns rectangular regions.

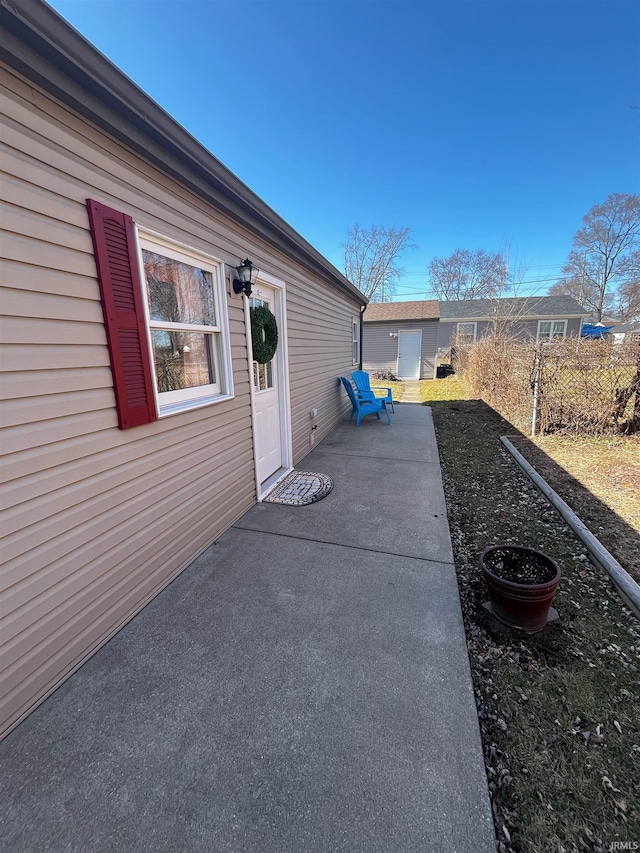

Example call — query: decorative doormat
[262,470,333,506]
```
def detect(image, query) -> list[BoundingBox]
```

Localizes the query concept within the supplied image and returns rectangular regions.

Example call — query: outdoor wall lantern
[233,258,259,296]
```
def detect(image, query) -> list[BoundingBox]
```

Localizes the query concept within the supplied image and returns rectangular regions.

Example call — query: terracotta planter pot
[480,545,561,633]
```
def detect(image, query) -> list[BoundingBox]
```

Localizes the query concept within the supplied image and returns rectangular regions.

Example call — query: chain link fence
[453,336,640,435]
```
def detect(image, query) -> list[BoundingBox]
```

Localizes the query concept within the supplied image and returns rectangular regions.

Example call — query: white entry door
[250,286,282,485]
[397,330,422,380]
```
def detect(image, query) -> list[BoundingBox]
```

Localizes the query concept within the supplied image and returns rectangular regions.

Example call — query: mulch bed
[430,399,640,853]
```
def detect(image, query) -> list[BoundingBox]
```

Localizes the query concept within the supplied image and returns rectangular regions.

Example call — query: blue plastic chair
[351,370,395,413]
[340,377,391,426]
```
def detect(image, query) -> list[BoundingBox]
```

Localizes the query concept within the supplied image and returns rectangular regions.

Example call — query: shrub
[372,369,399,382]
[455,337,640,435]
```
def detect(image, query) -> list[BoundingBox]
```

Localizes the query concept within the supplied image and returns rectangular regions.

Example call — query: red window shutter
[86,199,157,429]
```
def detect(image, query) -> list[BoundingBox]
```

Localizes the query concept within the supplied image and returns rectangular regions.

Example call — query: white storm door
[397,330,422,380]
[250,287,282,484]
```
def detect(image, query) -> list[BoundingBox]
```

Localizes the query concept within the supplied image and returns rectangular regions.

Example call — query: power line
[395,276,564,292]
[399,267,565,276]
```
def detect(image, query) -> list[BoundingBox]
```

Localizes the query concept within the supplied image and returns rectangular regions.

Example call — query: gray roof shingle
[364,300,440,322]
[438,296,587,320]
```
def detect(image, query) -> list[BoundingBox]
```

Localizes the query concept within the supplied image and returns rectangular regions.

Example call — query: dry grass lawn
[532,435,640,533]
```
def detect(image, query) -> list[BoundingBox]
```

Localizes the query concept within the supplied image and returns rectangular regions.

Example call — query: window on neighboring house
[537,319,567,341]
[352,318,361,365]
[456,322,477,345]
[139,235,233,414]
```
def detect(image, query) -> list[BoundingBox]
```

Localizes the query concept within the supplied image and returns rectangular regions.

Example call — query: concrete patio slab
[318,405,439,462]
[390,401,439,424]
[0,403,495,853]
[0,529,494,853]
[237,451,453,563]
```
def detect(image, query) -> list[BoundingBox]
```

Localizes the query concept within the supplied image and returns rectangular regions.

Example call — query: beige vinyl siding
[363,321,438,380]
[0,64,360,736]
[285,286,356,460]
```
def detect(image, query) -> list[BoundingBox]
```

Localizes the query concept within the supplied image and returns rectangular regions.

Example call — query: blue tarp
[581,323,614,339]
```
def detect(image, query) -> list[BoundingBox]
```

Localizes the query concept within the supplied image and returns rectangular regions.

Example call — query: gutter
[500,436,640,618]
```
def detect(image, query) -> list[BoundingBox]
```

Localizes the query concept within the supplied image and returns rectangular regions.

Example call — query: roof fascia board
[0,0,366,306]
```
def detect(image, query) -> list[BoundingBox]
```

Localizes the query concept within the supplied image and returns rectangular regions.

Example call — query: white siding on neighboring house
[0,60,361,737]
[363,322,438,380]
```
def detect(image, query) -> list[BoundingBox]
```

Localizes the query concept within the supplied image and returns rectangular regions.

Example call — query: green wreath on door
[250,305,279,364]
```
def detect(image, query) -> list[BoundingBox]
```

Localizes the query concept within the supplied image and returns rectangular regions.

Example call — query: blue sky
[48,0,640,299]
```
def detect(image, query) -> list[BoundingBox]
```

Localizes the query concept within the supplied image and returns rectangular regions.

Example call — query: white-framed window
[352,317,361,365]
[537,319,567,341]
[456,322,477,345]
[138,233,233,415]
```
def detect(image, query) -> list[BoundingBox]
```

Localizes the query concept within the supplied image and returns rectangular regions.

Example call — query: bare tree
[343,224,415,302]
[549,193,640,322]
[613,249,640,321]
[486,258,533,338]
[428,248,509,300]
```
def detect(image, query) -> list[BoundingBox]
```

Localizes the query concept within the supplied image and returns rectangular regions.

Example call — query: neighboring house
[611,321,640,344]
[437,296,587,354]
[362,296,589,378]
[0,0,366,737]
[362,300,439,380]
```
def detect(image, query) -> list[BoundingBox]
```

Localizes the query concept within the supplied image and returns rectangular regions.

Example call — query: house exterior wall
[565,318,586,338]
[0,63,360,737]
[437,317,584,351]
[363,321,438,379]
